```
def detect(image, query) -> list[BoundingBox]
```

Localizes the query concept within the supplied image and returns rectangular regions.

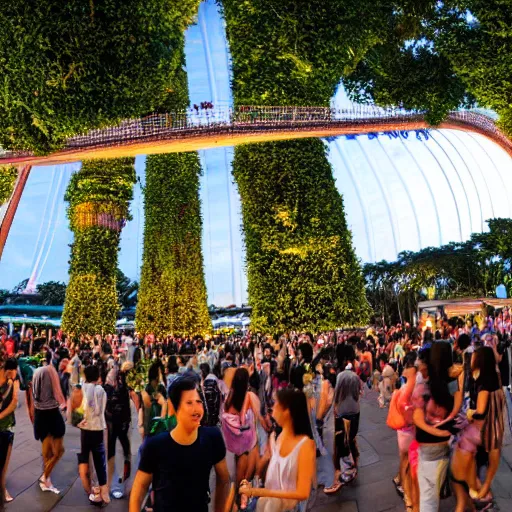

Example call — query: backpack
[386,390,406,430]
[202,378,221,427]
[106,370,131,424]
[96,356,112,385]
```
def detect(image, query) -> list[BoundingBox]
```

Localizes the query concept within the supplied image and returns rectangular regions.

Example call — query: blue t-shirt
[138,426,226,511]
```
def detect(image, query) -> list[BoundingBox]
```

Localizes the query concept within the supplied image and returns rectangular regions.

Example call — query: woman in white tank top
[240,389,316,512]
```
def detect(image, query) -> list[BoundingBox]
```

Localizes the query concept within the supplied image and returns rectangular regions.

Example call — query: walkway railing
[65,105,427,149]
[0,106,510,163]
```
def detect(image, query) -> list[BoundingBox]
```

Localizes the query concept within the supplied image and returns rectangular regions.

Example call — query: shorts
[397,427,414,455]
[0,431,14,473]
[457,423,481,454]
[34,408,66,441]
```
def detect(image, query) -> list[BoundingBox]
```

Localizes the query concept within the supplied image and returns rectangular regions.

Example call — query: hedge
[136,153,211,336]
[0,165,18,205]
[0,1,200,154]
[221,0,371,332]
[61,158,136,335]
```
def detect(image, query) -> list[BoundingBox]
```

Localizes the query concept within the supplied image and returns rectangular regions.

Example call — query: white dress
[256,435,309,512]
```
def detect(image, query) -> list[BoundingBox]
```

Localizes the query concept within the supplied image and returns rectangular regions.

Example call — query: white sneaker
[112,491,123,499]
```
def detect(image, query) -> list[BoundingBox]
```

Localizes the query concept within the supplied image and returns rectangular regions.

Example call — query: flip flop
[324,481,343,494]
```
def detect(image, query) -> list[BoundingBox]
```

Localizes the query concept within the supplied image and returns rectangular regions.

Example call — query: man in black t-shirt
[129,377,229,512]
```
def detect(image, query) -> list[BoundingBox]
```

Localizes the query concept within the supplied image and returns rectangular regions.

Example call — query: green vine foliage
[221,0,371,332]
[61,158,136,335]
[0,165,18,204]
[234,141,370,333]
[0,1,200,154]
[220,0,395,106]
[136,153,211,337]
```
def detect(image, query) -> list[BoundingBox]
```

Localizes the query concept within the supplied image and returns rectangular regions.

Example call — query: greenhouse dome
[1,0,511,307]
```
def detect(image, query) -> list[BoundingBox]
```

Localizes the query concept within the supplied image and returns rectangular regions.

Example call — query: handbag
[386,390,406,430]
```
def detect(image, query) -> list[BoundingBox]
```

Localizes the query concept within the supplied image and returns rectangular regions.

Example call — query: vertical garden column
[234,140,369,332]
[136,153,211,337]
[61,158,136,335]
[135,48,211,337]
[222,0,373,332]
[0,165,18,206]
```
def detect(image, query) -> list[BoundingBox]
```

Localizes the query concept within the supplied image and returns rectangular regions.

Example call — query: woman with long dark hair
[412,342,461,512]
[449,345,502,511]
[239,388,316,511]
[467,346,504,502]
[221,368,259,487]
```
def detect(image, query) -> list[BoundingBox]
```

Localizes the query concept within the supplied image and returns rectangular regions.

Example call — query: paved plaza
[4,390,512,512]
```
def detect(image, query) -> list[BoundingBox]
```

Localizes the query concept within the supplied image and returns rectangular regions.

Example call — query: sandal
[324,481,343,494]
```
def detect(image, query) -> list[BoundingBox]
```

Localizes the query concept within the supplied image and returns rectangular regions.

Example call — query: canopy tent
[418,298,512,319]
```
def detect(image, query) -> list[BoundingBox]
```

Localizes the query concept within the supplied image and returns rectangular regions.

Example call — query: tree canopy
[343,1,512,131]
[221,0,397,107]
[36,281,67,305]
[365,218,512,325]
[0,1,200,154]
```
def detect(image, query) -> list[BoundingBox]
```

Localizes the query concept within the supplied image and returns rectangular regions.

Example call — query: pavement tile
[5,389,512,512]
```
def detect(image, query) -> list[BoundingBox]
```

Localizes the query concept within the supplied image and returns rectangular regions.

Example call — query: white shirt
[80,383,107,431]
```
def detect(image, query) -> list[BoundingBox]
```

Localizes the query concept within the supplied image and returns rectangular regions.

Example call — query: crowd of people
[0,311,510,512]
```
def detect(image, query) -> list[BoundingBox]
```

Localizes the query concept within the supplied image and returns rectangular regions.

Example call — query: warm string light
[73,202,126,231]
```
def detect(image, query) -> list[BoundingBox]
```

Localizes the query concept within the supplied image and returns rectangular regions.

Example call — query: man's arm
[128,470,152,512]
[213,458,230,512]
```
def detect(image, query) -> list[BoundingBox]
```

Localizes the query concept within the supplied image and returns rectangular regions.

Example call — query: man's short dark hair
[84,365,100,383]
[167,356,179,374]
[457,333,471,352]
[101,342,112,355]
[168,377,198,412]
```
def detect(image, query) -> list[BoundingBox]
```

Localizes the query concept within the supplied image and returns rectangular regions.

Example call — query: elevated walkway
[1,107,510,166]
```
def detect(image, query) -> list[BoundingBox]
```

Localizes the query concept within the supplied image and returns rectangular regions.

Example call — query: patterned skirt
[482,388,505,452]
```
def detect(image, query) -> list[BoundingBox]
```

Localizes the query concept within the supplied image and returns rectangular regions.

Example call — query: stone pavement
[4,390,512,511]
[310,389,512,512]
[5,392,142,512]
